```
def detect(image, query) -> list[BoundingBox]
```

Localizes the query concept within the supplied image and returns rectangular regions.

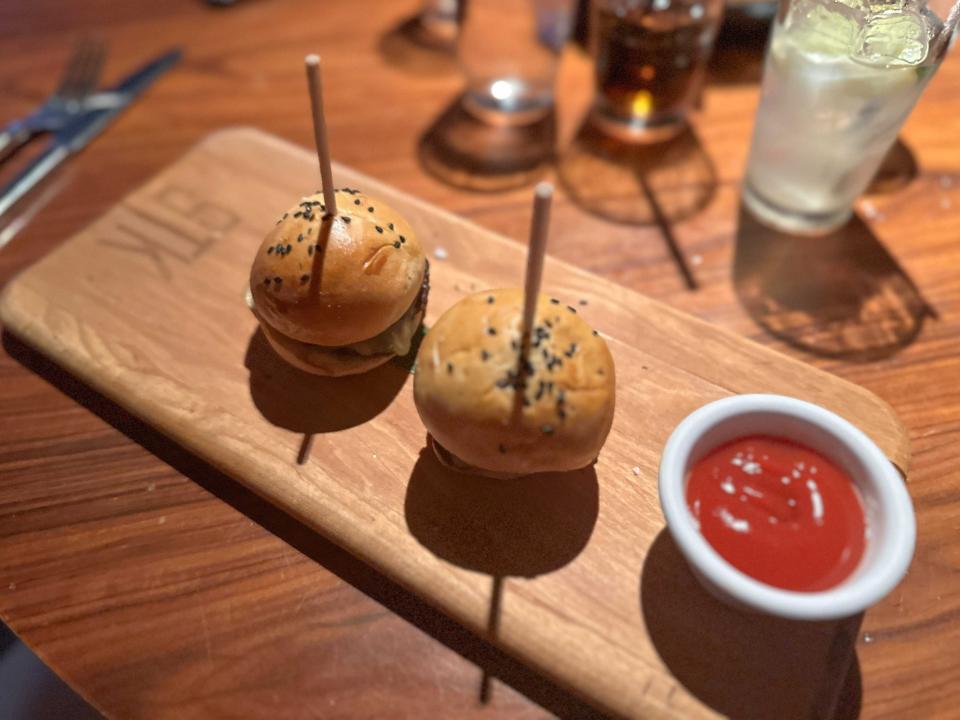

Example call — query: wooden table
[0,1,957,717]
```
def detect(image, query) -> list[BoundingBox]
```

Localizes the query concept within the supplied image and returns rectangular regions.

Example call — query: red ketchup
[685,435,865,592]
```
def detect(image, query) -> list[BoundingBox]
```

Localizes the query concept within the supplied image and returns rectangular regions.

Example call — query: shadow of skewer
[404,445,599,708]
[557,116,715,290]
[479,575,504,704]
[639,174,698,290]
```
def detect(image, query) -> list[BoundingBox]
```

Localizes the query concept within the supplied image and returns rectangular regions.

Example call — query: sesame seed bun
[250,188,426,347]
[413,289,616,477]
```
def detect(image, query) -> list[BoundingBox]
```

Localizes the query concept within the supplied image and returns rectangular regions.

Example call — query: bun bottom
[430,436,535,480]
[261,321,394,377]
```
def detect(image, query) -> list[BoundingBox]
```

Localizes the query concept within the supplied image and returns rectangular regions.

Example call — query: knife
[0,48,182,222]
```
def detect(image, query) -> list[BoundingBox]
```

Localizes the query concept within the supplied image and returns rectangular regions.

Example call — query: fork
[0,37,105,164]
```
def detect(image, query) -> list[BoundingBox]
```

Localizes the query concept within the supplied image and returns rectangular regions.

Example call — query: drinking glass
[589,0,725,141]
[743,0,960,233]
[458,0,574,124]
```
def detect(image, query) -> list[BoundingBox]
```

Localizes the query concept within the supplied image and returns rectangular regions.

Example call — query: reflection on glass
[589,0,724,141]
[458,0,573,125]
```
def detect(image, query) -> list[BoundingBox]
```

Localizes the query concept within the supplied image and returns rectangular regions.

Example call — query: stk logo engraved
[98,185,239,281]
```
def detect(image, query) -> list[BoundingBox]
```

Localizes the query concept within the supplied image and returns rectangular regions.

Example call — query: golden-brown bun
[414,289,616,476]
[250,188,425,346]
[260,321,394,377]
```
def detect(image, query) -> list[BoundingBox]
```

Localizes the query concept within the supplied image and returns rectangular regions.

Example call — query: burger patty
[329,259,430,358]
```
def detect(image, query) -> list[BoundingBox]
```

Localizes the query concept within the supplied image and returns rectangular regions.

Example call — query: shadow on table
[557,114,716,289]
[404,443,600,703]
[641,530,864,720]
[867,138,919,195]
[1,332,604,720]
[378,12,457,77]
[418,94,556,192]
[244,328,410,462]
[404,444,599,577]
[733,200,935,361]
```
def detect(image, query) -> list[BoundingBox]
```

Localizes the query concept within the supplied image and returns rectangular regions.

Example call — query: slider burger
[414,288,616,478]
[248,188,429,376]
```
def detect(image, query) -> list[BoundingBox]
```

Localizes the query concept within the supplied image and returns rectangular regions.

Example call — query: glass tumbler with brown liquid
[590,0,723,140]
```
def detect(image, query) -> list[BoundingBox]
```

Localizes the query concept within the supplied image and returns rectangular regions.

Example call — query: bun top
[414,289,616,476]
[250,188,425,346]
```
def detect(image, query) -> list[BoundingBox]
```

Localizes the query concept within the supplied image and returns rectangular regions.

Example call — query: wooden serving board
[0,128,909,719]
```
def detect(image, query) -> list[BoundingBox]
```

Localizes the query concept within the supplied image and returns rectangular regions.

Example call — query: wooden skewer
[521,182,553,345]
[305,54,337,217]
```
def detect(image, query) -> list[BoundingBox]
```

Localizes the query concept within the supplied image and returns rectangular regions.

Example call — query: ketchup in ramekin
[685,435,865,592]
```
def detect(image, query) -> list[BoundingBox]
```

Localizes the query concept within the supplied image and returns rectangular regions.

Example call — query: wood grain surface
[0,127,913,719]
[0,0,957,718]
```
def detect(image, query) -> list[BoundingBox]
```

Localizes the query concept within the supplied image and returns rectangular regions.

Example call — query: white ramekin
[658,394,915,621]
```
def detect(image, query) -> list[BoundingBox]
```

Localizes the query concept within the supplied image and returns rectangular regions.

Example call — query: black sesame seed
[308,245,314,256]
[487,295,495,304]
[592,330,599,336]
[399,235,406,243]
[354,199,361,205]
[545,319,553,328]
[297,233,304,242]
[496,377,510,389]
[368,206,374,212]
[579,299,588,306]
[550,298,560,305]
[487,327,497,336]
[564,343,578,358]
[267,246,274,254]
[510,339,518,351]
[567,305,577,314]
[447,362,454,374]
[315,242,322,250]
[376,226,383,233]
[535,381,545,400]
[293,211,303,218]
[286,244,292,253]
[393,241,401,249]
[301,274,310,284]
[341,216,351,223]
[523,397,531,407]
[388,223,395,231]
[542,425,554,435]
[481,350,490,361]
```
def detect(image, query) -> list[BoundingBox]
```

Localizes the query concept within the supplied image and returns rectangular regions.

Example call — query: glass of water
[458,0,574,125]
[743,0,959,234]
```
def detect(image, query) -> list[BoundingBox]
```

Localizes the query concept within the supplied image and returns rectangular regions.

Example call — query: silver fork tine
[54,39,93,99]
[57,38,103,101]
[74,40,105,100]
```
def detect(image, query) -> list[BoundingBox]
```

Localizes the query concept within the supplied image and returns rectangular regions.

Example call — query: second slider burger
[414,288,616,478]
[248,188,429,376]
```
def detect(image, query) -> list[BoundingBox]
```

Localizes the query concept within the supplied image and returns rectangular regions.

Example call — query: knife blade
[0,48,182,222]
